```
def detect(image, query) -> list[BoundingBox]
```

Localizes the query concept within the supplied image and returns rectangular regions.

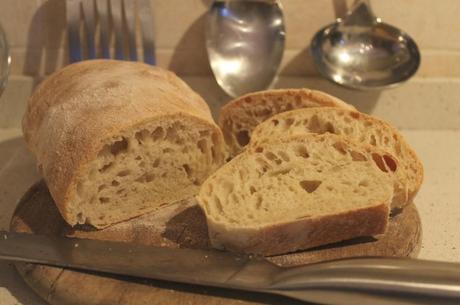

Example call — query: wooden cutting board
[10,181,422,305]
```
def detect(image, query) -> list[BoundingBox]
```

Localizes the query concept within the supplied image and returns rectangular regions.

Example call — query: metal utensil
[310,0,420,90]
[66,0,155,64]
[206,0,285,98]
[0,22,10,96]
[1,231,460,305]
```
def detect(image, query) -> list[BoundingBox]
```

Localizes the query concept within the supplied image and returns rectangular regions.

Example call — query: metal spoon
[310,0,420,90]
[206,0,285,97]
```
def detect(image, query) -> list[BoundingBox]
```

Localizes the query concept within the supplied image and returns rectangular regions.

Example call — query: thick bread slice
[22,60,226,228]
[250,107,424,208]
[197,133,397,255]
[218,88,356,157]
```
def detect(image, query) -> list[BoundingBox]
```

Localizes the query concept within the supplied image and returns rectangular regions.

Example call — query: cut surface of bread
[250,107,424,208]
[22,60,226,228]
[197,134,397,255]
[218,88,356,157]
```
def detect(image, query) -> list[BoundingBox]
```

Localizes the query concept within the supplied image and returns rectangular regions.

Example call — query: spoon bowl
[311,1,420,90]
[206,0,285,97]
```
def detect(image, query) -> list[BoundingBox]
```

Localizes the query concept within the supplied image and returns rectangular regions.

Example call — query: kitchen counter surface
[0,127,459,305]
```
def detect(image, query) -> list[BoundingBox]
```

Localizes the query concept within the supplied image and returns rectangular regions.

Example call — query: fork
[66,0,156,64]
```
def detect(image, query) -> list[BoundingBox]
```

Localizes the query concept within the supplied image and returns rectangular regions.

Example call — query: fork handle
[269,258,460,305]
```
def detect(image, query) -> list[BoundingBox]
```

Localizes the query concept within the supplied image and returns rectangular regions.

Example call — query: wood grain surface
[10,181,422,305]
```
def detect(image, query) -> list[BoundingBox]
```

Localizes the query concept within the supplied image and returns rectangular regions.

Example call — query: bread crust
[218,88,356,157]
[22,60,225,227]
[206,203,389,256]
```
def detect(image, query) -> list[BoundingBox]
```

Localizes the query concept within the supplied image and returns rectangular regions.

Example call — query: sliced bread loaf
[197,133,397,255]
[250,107,423,208]
[22,60,226,228]
[218,89,356,158]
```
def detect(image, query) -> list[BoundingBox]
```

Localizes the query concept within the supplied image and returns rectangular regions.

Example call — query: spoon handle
[269,257,460,305]
[343,0,377,26]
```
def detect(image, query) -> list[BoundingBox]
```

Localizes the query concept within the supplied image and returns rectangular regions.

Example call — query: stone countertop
[0,127,459,305]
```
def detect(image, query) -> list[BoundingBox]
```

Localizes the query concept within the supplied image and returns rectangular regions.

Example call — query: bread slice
[22,60,226,228]
[250,107,424,209]
[218,88,356,158]
[197,133,397,255]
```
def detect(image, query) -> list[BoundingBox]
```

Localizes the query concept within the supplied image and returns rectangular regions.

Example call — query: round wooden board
[10,181,422,305]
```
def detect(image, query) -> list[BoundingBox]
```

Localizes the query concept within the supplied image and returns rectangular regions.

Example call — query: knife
[1,231,459,305]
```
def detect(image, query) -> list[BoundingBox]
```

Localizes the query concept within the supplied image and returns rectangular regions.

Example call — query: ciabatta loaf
[218,89,356,158]
[250,107,423,208]
[197,134,397,255]
[23,60,226,228]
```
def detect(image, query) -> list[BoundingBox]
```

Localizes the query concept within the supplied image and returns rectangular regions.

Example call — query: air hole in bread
[372,153,388,172]
[182,164,192,178]
[350,150,367,161]
[116,188,125,194]
[325,122,335,133]
[255,195,263,209]
[383,155,397,172]
[383,137,390,145]
[135,156,142,160]
[370,135,377,145]
[166,126,178,142]
[99,162,113,173]
[98,184,107,192]
[284,118,295,129]
[264,151,279,162]
[299,180,322,193]
[255,157,270,173]
[255,146,263,153]
[249,185,256,194]
[197,139,207,154]
[255,108,271,117]
[111,180,120,186]
[278,151,290,162]
[308,115,321,131]
[109,138,128,156]
[272,119,279,126]
[294,145,309,158]
[135,173,155,183]
[269,168,292,176]
[135,129,150,144]
[332,142,347,155]
[117,170,131,177]
[151,127,165,141]
[214,196,223,213]
[359,180,370,187]
[99,197,110,203]
[163,148,173,153]
[236,130,250,146]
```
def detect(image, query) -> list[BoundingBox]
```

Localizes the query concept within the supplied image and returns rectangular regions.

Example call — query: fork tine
[123,0,138,61]
[66,0,82,63]
[98,0,111,59]
[111,0,125,60]
[138,0,156,65]
[82,0,97,59]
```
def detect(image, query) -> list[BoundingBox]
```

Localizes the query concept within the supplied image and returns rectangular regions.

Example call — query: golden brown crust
[206,204,389,256]
[22,60,224,227]
[218,88,356,157]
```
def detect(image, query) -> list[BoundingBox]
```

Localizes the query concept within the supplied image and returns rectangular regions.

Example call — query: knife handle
[267,257,460,305]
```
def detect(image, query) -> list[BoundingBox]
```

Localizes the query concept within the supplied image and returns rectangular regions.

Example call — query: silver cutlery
[310,0,420,90]
[1,231,459,305]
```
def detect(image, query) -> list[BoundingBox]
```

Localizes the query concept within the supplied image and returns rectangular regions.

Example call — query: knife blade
[2,230,460,305]
[0,230,277,290]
